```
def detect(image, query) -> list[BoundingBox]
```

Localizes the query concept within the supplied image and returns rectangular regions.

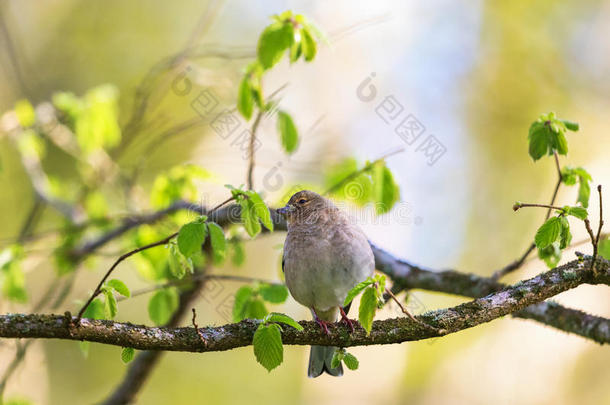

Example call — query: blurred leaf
[331,350,343,369]
[121,347,135,364]
[17,129,45,160]
[373,162,400,214]
[257,22,294,69]
[106,279,130,297]
[325,158,373,206]
[4,397,35,405]
[83,298,105,319]
[559,217,572,250]
[277,111,299,154]
[358,287,377,335]
[1,262,27,303]
[562,167,592,208]
[14,99,36,127]
[207,222,227,264]
[565,206,588,220]
[599,238,610,260]
[535,216,562,249]
[104,288,118,319]
[289,40,302,62]
[253,323,283,371]
[237,75,254,120]
[150,165,213,209]
[538,243,561,268]
[233,285,255,322]
[246,298,268,319]
[148,288,179,325]
[177,221,207,258]
[562,120,579,131]
[300,27,317,61]
[264,312,303,330]
[168,243,193,279]
[231,240,246,266]
[84,191,108,219]
[259,284,288,303]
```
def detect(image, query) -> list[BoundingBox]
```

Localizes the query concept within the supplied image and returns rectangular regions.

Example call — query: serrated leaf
[237,76,254,120]
[566,206,588,220]
[246,191,274,232]
[343,352,359,370]
[104,289,118,319]
[148,289,179,325]
[121,347,135,364]
[207,222,227,264]
[177,221,207,258]
[240,199,262,237]
[300,27,317,61]
[344,278,375,306]
[534,217,563,249]
[358,287,377,335]
[83,297,105,319]
[253,323,284,372]
[106,279,130,297]
[257,23,294,69]
[528,121,548,161]
[259,283,288,303]
[538,242,562,268]
[277,111,299,154]
[265,312,303,330]
[233,285,255,322]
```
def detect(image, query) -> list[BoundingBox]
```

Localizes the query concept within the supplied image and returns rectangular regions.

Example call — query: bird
[277,190,375,377]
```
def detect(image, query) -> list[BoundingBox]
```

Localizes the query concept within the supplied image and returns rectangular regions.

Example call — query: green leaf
[561,120,579,131]
[559,217,572,250]
[168,243,192,279]
[246,191,274,232]
[237,76,254,120]
[240,199,262,237]
[233,285,255,322]
[528,121,549,161]
[300,27,317,61]
[148,289,179,325]
[331,349,343,369]
[207,222,227,264]
[534,217,563,249]
[373,162,400,214]
[358,287,377,335]
[264,312,304,330]
[343,352,359,370]
[1,262,27,303]
[104,288,118,319]
[253,323,284,371]
[538,243,562,268]
[566,206,588,220]
[289,40,302,62]
[14,99,36,127]
[121,347,135,364]
[4,397,35,405]
[82,298,105,319]
[344,277,375,306]
[598,238,610,260]
[231,240,246,266]
[177,221,207,258]
[106,279,130,297]
[277,111,299,154]
[259,283,288,303]
[246,298,268,319]
[578,178,591,208]
[257,23,294,69]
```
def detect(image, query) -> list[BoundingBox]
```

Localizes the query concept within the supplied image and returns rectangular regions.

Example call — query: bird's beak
[277,204,295,217]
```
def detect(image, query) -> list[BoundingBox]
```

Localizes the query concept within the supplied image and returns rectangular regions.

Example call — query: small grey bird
[277,190,375,377]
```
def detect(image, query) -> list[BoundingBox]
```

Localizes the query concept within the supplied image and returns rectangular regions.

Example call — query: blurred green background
[0,1,609,404]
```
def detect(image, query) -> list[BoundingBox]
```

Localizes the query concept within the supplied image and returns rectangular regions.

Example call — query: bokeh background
[1,1,609,404]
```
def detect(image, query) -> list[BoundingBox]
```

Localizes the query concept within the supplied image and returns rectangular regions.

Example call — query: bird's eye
[298,199,307,205]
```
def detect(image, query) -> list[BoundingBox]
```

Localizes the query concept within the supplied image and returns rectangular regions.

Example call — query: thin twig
[587,185,604,274]
[513,202,564,211]
[384,287,446,334]
[246,111,264,190]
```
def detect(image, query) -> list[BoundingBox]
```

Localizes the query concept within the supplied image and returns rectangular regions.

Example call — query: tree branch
[1,259,607,350]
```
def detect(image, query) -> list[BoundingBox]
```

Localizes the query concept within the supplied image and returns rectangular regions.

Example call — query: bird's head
[276,190,332,224]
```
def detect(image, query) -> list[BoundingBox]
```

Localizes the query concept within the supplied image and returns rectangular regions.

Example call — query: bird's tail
[308,345,343,378]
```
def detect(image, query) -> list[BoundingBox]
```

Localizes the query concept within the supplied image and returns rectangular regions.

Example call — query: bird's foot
[339,307,355,333]
[312,308,331,336]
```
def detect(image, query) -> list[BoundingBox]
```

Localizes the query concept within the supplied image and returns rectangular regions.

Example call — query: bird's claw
[315,318,331,335]
[339,307,355,333]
